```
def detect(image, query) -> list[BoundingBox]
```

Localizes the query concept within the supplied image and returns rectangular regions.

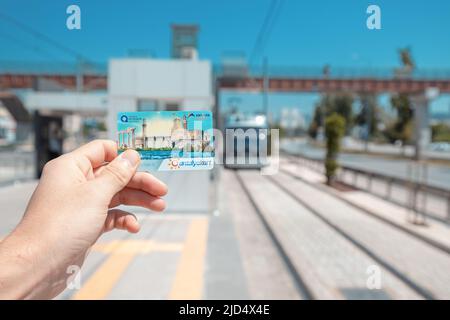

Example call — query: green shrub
[324,113,346,185]
[431,123,450,142]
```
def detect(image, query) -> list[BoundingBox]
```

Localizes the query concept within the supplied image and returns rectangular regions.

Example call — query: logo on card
[168,159,180,170]
[120,115,128,123]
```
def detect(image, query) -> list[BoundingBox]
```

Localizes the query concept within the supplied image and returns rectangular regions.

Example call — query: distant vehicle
[430,142,450,152]
[223,114,270,169]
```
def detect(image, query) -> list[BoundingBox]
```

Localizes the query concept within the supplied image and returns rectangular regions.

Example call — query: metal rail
[234,170,315,300]
[265,173,435,300]
[285,152,450,224]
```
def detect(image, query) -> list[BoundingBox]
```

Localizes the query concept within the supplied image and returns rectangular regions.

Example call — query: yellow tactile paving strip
[168,217,209,299]
[72,217,208,300]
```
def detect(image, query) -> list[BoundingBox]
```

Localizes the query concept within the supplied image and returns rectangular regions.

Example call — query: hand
[0,140,167,299]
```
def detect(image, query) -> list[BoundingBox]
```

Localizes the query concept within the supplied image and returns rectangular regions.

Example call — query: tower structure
[171,24,199,59]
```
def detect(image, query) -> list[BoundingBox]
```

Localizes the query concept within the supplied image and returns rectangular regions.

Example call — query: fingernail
[130,218,140,232]
[119,150,140,168]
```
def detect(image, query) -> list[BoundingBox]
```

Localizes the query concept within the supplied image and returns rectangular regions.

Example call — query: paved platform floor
[0,172,299,299]
[0,159,449,299]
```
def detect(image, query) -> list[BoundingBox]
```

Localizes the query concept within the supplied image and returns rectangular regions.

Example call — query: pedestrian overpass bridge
[1,64,450,160]
[2,65,450,93]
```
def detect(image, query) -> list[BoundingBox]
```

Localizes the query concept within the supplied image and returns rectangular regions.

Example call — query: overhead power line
[0,31,62,61]
[0,11,89,62]
[249,0,285,66]
[260,0,284,52]
[251,0,278,60]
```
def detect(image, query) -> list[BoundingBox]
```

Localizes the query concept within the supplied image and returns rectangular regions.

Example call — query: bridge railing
[2,60,450,80]
[215,65,450,80]
[0,60,107,75]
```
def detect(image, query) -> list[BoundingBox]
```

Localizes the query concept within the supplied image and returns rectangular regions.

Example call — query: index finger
[127,171,168,197]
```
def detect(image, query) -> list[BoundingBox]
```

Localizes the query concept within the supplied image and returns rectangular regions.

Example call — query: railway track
[233,168,450,299]
[278,166,450,256]
[234,171,315,300]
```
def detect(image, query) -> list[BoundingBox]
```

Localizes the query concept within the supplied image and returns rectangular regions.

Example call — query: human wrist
[0,227,53,299]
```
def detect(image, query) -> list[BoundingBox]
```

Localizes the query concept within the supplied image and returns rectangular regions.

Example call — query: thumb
[93,149,140,197]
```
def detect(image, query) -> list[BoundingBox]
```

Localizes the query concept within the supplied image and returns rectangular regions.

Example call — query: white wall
[24,92,108,113]
[108,58,212,103]
[107,57,214,139]
[107,96,136,140]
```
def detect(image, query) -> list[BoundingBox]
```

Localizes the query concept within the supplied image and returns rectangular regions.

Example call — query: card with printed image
[117,111,214,171]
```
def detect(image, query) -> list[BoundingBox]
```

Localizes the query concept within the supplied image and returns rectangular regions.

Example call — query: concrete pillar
[411,95,431,161]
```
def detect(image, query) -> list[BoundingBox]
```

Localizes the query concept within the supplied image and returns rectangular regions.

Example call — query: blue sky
[1,0,450,117]
[1,0,449,66]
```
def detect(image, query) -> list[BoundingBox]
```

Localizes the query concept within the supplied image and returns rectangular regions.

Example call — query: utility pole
[76,56,84,92]
[263,56,269,116]
[363,95,373,152]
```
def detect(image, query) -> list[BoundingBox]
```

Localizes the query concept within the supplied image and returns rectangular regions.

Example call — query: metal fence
[291,153,450,225]
[0,149,35,186]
